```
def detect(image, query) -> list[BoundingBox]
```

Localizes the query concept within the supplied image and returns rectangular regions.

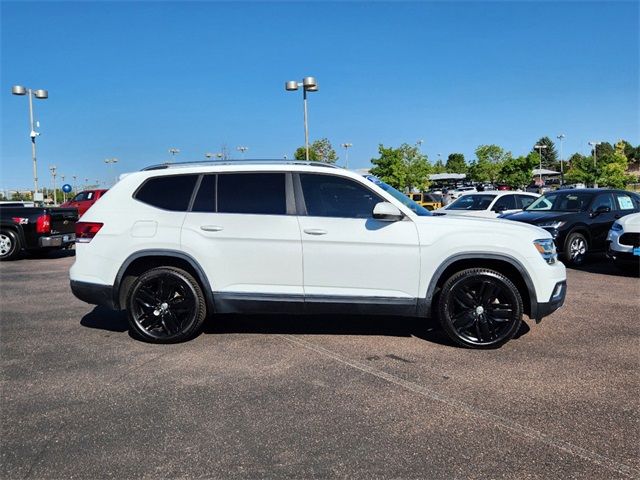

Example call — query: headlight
[611,222,623,231]
[537,220,566,229]
[533,238,558,265]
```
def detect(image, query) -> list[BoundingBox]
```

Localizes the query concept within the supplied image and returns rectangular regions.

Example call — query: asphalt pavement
[1,252,639,479]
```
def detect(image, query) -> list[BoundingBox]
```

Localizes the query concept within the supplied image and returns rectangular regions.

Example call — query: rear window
[217,173,286,215]
[135,175,198,211]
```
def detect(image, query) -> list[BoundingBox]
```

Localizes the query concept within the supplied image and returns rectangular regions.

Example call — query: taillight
[36,214,51,234]
[76,222,103,243]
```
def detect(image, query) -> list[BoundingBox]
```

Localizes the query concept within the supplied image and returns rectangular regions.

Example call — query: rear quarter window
[134,175,198,211]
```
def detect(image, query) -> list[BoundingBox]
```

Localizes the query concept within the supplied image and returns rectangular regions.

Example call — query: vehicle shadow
[80,308,531,348]
[567,253,639,278]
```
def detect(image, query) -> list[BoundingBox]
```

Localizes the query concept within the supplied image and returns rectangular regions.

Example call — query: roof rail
[141,159,341,171]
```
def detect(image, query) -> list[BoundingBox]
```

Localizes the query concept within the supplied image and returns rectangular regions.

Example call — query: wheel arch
[114,250,214,312]
[422,253,537,319]
[0,223,26,249]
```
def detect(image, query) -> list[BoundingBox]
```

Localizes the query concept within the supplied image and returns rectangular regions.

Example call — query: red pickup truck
[61,189,108,216]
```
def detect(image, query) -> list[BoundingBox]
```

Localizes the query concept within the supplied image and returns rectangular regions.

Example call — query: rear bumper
[532,280,566,323]
[40,233,75,248]
[70,280,116,309]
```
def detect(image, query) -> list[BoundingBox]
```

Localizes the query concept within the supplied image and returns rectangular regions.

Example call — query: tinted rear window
[217,173,286,215]
[135,175,198,211]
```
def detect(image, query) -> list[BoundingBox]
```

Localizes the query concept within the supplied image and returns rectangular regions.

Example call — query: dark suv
[501,189,640,265]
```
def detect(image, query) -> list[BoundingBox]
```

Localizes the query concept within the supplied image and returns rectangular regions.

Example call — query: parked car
[70,160,566,348]
[449,186,477,200]
[606,212,640,273]
[408,192,443,211]
[435,191,539,218]
[501,189,640,266]
[60,189,108,216]
[0,205,78,260]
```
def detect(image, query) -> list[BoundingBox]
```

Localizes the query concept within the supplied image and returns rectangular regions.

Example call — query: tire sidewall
[126,267,206,343]
[438,269,523,349]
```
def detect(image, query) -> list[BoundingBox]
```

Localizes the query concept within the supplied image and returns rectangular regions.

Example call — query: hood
[414,212,550,238]
[500,210,575,225]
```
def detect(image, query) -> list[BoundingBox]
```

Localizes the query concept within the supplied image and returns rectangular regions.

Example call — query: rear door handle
[200,225,224,232]
[303,228,327,236]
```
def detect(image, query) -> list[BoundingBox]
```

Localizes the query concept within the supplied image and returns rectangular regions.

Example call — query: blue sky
[1,1,638,191]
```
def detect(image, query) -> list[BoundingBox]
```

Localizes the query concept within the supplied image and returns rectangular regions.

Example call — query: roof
[532,168,560,176]
[429,173,467,181]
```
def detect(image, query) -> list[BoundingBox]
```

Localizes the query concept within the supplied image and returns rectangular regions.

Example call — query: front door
[296,173,420,312]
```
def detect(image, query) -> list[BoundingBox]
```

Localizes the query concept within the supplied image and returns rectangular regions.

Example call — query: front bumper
[607,245,640,266]
[532,280,566,323]
[40,233,76,248]
[70,280,116,309]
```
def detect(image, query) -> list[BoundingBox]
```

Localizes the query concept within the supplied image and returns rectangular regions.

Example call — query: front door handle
[200,225,224,232]
[304,228,328,236]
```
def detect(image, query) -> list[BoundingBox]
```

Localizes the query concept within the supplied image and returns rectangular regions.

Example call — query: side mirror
[373,202,404,221]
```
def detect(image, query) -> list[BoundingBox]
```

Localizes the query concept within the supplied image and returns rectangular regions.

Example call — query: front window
[526,192,592,212]
[447,194,497,211]
[364,176,431,216]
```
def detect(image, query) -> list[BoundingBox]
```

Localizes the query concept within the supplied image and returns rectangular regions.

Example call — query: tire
[125,266,207,343]
[437,268,524,349]
[564,232,588,266]
[0,230,21,261]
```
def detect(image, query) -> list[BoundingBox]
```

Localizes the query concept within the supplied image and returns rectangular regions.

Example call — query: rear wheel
[564,232,588,266]
[125,267,207,343]
[0,230,21,261]
[437,268,523,349]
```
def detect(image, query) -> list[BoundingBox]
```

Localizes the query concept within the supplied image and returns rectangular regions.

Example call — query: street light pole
[61,175,67,203]
[588,141,601,188]
[341,143,352,169]
[49,165,57,206]
[557,134,566,186]
[104,158,118,186]
[534,144,548,188]
[285,77,318,161]
[72,175,78,195]
[12,85,48,200]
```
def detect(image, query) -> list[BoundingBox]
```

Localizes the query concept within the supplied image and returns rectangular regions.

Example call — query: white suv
[70,161,567,348]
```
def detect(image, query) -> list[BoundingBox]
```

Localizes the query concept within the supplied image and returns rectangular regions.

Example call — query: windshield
[446,194,497,211]
[526,191,592,212]
[364,176,431,216]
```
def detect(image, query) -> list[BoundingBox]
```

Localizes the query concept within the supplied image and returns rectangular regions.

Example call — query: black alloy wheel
[564,232,588,266]
[438,268,523,349]
[126,267,206,343]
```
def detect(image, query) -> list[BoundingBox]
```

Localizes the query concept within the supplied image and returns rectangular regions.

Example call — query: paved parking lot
[1,252,638,479]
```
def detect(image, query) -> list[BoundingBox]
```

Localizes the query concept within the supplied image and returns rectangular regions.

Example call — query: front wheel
[437,268,523,349]
[125,267,207,343]
[564,232,588,266]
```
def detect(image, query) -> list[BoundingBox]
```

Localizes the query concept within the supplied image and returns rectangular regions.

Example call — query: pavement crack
[278,334,640,479]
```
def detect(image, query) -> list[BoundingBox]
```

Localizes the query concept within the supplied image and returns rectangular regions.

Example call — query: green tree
[445,153,467,174]
[432,159,446,174]
[531,137,558,170]
[498,153,537,189]
[370,143,431,191]
[564,143,631,188]
[294,138,338,164]
[619,140,640,168]
[468,145,511,184]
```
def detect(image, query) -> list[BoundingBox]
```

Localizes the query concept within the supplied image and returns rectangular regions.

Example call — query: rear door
[180,172,303,301]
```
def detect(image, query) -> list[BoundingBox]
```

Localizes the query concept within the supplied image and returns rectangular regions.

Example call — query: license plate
[634,247,640,256]
[63,235,70,242]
